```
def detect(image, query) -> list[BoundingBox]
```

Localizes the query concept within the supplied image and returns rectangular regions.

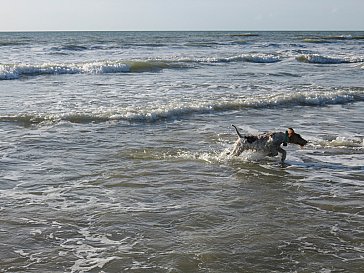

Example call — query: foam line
[1,89,362,125]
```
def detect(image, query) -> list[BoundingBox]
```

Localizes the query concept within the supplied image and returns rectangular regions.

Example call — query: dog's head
[287,128,308,147]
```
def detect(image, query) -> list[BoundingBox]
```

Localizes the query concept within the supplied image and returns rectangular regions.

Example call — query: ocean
[0,31,363,273]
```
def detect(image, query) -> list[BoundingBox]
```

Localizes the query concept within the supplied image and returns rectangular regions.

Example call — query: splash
[162,148,268,165]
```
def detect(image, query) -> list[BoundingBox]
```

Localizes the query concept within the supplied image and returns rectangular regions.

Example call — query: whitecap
[296,54,363,64]
[0,60,189,80]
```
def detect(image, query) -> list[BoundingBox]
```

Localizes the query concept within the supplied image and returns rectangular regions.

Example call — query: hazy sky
[1,0,363,31]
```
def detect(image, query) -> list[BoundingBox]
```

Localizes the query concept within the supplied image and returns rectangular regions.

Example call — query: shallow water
[0,31,363,272]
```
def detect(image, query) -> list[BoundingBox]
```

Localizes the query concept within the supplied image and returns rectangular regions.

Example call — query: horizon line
[1,29,363,33]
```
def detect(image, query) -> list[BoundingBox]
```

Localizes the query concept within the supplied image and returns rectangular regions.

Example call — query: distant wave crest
[199,53,282,64]
[226,33,259,37]
[51,44,89,51]
[296,54,363,64]
[303,35,364,43]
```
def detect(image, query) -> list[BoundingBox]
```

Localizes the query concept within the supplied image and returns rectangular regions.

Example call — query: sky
[0,0,363,31]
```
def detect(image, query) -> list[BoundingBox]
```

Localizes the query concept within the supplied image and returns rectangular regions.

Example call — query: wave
[303,38,332,44]
[183,41,221,48]
[319,137,364,149]
[240,54,281,63]
[319,35,364,41]
[204,54,282,64]
[0,41,29,47]
[296,54,364,64]
[50,43,170,52]
[231,40,249,45]
[1,89,362,125]
[2,51,363,80]
[0,54,282,80]
[51,45,88,51]
[303,35,364,43]
[226,33,259,37]
[0,60,189,80]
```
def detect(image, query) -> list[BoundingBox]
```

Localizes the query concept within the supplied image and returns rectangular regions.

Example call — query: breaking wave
[214,54,282,63]
[0,60,188,80]
[0,55,281,80]
[2,52,363,80]
[1,89,362,125]
[296,54,364,64]
[170,54,282,64]
[319,137,364,149]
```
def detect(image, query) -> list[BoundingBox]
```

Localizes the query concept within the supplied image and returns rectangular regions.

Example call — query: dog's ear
[283,131,288,146]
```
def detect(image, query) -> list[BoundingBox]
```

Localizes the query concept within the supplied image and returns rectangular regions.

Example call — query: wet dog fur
[228,125,308,163]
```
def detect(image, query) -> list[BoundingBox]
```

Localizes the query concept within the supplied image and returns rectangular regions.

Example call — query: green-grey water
[1,31,363,272]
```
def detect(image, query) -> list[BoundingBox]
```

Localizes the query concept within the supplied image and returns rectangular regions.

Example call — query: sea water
[0,31,363,272]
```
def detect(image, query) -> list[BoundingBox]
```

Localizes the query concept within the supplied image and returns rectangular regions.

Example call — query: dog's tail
[232,124,243,138]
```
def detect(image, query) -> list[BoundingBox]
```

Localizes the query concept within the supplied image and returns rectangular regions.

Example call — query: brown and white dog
[228,125,308,163]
